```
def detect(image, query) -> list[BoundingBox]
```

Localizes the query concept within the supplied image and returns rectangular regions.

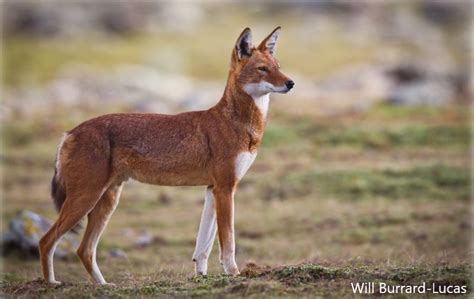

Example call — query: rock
[2,2,204,37]
[387,79,456,106]
[418,1,468,27]
[158,3,204,32]
[109,248,128,259]
[309,64,392,114]
[158,192,172,205]
[134,231,167,248]
[99,4,145,35]
[134,232,154,248]
[3,3,61,37]
[1,210,79,258]
[385,63,461,106]
[2,64,227,121]
[386,64,425,84]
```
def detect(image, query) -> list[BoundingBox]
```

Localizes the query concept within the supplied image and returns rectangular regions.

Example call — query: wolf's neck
[217,76,270,125]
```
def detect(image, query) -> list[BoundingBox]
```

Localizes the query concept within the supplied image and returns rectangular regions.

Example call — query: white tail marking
[55,133,69,176]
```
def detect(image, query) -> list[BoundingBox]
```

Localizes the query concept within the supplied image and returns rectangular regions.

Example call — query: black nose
[285,80,295,90]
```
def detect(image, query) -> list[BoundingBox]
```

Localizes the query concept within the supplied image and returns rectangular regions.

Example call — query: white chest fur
[235,151,257,180]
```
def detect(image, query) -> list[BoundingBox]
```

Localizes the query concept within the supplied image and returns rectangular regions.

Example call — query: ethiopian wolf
[39,27,294,285]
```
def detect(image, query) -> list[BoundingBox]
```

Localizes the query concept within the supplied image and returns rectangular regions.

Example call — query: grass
[3,36,155,86]
[1,102,471,297]
[1,7,471,291]
[276,164,470,201]
[2,2,471,294]
[1,263,470,297]
[262,121,469,150]
[306,125,469,149]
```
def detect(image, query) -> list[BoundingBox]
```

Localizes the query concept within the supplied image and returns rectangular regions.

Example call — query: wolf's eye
[257,66,268,72]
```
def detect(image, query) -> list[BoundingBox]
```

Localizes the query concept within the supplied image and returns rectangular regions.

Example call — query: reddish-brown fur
[39,27,293,284]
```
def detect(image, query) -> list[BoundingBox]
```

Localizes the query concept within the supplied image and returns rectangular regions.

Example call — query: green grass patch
[2,121,54,148]
[262,111,468,149]
[191,274,238,289]
[265,164,469,201]
[304,125,469,149]
[262,123,299,147]
[3,36,153,86]
[365,103,466,120]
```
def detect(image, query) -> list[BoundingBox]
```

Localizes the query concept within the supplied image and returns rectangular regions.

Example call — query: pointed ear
[258,26,281,56]
[235,27,253,60]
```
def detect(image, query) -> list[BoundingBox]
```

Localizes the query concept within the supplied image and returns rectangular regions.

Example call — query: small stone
[109,248,128,259]
[1,210,79,258]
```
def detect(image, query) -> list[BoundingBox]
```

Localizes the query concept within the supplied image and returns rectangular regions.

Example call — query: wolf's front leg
[213,185,239,275]
[192,186,217,275]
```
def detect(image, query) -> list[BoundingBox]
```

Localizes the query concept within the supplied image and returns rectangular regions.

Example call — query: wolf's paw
[224,264,240,276]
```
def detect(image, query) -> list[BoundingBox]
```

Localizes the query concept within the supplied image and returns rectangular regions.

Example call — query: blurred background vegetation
[1,1,472,297]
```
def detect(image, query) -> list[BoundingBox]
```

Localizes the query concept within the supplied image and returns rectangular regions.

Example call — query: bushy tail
[51,167,66,212]
[51,164,82,233]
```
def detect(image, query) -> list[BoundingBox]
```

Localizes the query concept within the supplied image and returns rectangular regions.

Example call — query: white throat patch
[253,94,270,118]
[243,82,273,118]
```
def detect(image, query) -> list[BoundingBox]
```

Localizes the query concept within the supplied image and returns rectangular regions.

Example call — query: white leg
[90,247,107,285]
[47,240,61,284]
[77,184,122,285]
[88,186,121,285]
[192,187,217,275]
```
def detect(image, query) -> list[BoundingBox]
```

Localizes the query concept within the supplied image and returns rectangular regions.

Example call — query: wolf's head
[230,27,294,98]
